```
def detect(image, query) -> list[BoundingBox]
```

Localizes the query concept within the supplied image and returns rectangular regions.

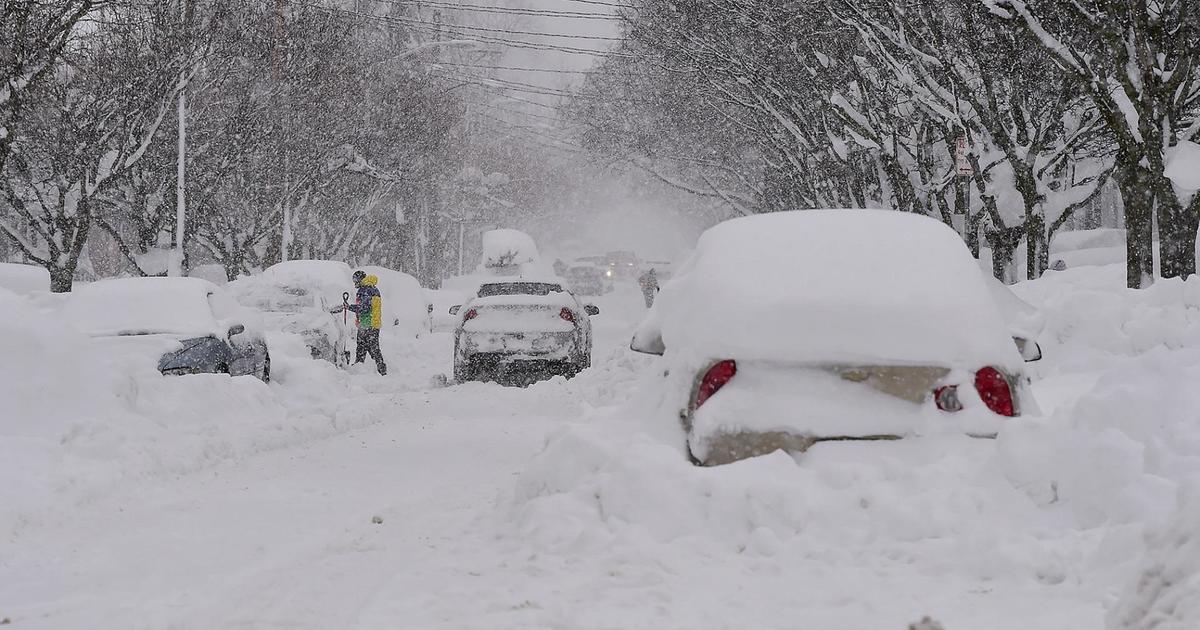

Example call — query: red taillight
[695,360,737,408]
[975,367,1015,416]
[559,307,576,324]
[463,308,478,322]
[934,385,962,412]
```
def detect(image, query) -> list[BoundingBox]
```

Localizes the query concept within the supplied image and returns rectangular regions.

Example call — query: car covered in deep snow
[227,261,354,364]
[452,280,599,383]
[631,210,1037,466]
[62,277,271,381]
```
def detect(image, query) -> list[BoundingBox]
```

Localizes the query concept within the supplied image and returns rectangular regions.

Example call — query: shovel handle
[342,292,350,325]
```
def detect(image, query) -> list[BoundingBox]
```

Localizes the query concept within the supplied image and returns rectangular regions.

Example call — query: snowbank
[0,286,388,541]
[0,261,50,295]
[1108,483,1200,630]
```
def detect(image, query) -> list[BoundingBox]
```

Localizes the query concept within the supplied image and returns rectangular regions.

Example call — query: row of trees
[573,0,1200,287]
[1,0,561,291]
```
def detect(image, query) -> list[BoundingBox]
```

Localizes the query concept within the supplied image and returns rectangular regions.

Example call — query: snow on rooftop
[481,229,540,269]
[657,209,1021,368]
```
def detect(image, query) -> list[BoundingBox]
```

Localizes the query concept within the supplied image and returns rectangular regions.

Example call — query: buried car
[227,260,354,364]
[631,210,1037,466]
[62,277,270,381]
[452,280,598,383]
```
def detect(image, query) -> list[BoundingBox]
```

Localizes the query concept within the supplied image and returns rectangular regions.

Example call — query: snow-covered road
[6,273,1200,629]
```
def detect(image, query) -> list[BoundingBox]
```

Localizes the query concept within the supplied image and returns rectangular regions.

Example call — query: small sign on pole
[955,135,973,176]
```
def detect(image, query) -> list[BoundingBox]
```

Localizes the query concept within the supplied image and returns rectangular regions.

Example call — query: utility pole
[274,0,292,263]
[170,0,188,277]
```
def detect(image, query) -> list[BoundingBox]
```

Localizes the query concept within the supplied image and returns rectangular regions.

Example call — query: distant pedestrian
[638,268,659,308]
[332,270,387,375]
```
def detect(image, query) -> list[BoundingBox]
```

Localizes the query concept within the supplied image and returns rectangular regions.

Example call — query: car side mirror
[227,324,246,338]
[1015,337,1043,362]
[449,305,461,315]
[585,304,600,316]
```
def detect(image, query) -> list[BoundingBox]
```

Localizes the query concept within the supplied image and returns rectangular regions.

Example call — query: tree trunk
[986,225,1023,284]
[1025,213,1048,280]
[1118,167,1157,288]
[49,262,76,293]
[1156,182,1198,280]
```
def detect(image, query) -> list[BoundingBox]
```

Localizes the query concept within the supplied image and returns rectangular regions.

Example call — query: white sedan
[632,210,1038,466]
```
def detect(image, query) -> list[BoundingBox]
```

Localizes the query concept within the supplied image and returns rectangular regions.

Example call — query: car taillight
[463,308,478,322]
[559,307,576,324]
[975,366,1015,416]
[934,385,962,412]
[695,360,737,408]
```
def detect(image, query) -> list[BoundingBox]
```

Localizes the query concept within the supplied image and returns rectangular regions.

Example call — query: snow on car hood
[658,210,1022,369]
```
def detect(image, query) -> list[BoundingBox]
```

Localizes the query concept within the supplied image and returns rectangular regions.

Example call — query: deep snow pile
[0,287,419,541]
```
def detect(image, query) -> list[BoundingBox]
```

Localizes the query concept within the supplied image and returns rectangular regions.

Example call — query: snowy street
[5,1,1200,628]
[6,273,1196,629]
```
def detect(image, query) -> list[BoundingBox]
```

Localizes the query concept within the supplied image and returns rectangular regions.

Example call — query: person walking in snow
[638,267,659,308]
[332,270,387,375]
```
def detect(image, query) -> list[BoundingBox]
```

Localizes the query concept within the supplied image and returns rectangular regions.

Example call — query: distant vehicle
[451,280,599,384]
[631,210,1036,466]
[62,277,271,381]
[227,261,354,364]
[562,265,613,296]
[602,250,641,279]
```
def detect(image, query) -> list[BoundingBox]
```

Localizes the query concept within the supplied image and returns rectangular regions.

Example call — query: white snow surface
[659,210,1021,368]
[0,261,50,295]
[62,276,238,338]
[7,264,1200,629]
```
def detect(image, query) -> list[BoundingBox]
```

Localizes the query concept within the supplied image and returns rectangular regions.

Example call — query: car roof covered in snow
[657,210,1023,368]
[63,277,225,338]
[260,260,353,288]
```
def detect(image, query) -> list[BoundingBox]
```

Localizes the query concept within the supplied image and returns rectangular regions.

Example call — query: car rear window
[477,282,564,297]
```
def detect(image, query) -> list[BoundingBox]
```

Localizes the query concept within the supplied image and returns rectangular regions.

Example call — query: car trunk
[460,304,577,359]
[688,362,1008,466]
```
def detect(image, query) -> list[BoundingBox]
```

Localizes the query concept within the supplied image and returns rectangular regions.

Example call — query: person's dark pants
[355,328,387,375]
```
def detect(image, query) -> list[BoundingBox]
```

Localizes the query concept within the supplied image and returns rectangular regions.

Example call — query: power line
[434,61,596,75]
[285,0,633,56]
[366,0,623,21]
[376,10,625,41]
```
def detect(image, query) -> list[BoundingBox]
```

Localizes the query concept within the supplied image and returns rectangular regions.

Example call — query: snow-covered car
[426,287,470,333]
[62,277,271,381]
[562,265,613,296]
[452,280,599,383]
[359,265,433,337]
[631,210,1037,467]
[983,272,1045,361]
[227,260,354,364]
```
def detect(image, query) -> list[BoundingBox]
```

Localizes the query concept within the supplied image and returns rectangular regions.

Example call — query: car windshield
[477,282,564,297]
